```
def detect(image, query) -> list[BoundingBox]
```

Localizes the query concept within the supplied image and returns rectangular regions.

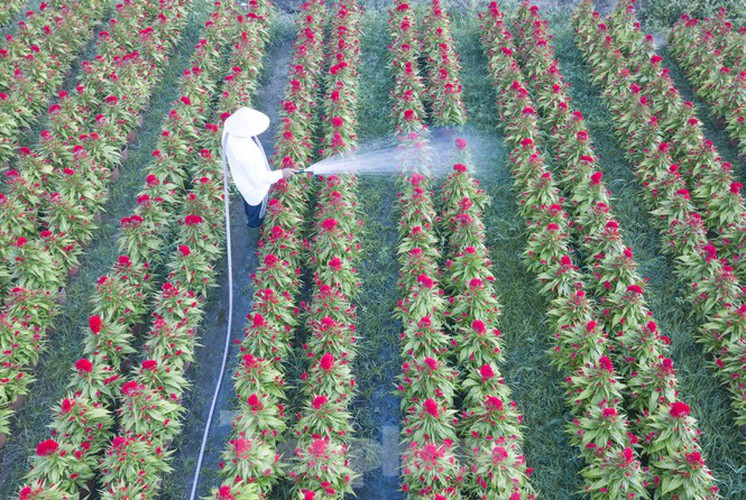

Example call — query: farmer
[221,107,297,228]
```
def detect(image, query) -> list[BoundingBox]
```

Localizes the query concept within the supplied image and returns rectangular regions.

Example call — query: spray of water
[303,127,504,179]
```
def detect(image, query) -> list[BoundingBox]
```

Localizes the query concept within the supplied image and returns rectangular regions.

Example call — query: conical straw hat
[223,107,270,138]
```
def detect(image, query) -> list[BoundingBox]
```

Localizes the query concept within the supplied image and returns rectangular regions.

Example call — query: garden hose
[188,146,236,500]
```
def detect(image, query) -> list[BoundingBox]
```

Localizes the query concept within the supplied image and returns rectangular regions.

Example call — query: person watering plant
[221,107,297,228]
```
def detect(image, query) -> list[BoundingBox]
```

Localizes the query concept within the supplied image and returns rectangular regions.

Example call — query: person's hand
[281,168,298,179]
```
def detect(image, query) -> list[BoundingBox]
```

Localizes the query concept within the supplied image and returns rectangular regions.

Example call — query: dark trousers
[243,199,264,228]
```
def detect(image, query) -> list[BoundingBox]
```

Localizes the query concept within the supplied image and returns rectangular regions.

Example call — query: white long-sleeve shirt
[222,131,282,206]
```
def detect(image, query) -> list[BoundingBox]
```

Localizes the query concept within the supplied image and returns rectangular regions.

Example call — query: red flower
[331,116,343,127]
[455,138,467,150]
[61,398,73,413]
[703,244,717,260]
[417,273,434,288]
[312,395,328,409]
[263,254,279,267]
[590,171,603,185]
[89,315,102,333]
[621,447,634,467]
[403,109,415,122]
[217,485,235,500]
[479,364,495,380]
[141,360,158,371]
[320,353,335,372]
[36,439,59,457]
[485,396,503,412]
[329,257,343,271]
[472,319,486,333]
[624,283,643,296]
[180,96,191,106]
[303,491,315,500]
[121,381,139,397]
[602,407,618,418]
[309,438,327,458]
[453,163,467,172]
[321,218,338,231]
[598,356,614,372]
[15,237,27,247]
[252,314,265,328]
[520,137,533,149]
[669,401,690,418]
[730,182,742,194]
[468,278,483,289]
[75,358,93,373]
[423,398,439,417]
[424,357,438,370]
[179,245,191,256]
[184,214,203,225]
[247,394,262,410]
[686,451,704,468]
[491,446,508,464]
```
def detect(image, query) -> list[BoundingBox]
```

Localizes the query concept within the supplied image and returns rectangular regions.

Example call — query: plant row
[421,0,465,127]
[480,3,651,498]
[596,0,746,285]
[17,2,251,497]
[389,1,464,497]
[287,1,363,498]
[420,1,535,497]
[210,0,328,498]
[90,3,273,498]
[0,0,189,437]
[0,0,109,166]
[511,2,716,497]
[669,8,745,157]
[574,0,746,430]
